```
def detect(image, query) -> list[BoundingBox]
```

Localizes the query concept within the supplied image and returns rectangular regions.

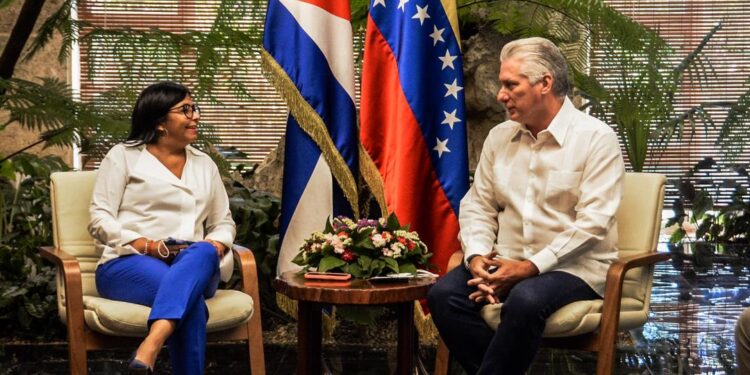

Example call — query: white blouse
[88,143,236,282]
[460,98,625,295]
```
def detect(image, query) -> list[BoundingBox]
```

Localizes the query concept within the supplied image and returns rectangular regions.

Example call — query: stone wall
[0,0,72,164]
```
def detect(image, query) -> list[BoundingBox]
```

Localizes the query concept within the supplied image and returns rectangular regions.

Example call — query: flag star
[397,0,409,11]
[429,25,445,46]
[373,0,386,8]
[438,49,457,70]
[434,138,451,158]
[441,109,461,130]
[444,79,463,99]
[412,4,430,25]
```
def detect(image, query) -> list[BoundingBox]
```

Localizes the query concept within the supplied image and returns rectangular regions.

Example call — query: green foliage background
[0,154,68,340]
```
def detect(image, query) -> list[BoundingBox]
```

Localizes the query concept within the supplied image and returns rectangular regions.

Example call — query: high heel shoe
[127,351,154,375]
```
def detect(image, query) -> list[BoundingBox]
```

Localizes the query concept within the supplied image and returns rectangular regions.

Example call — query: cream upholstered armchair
[39,171,265,375]
[434,172,669,375]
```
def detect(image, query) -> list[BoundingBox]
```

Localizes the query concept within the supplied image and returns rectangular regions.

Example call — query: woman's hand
[128,237,154,256]
[204,240,227,257]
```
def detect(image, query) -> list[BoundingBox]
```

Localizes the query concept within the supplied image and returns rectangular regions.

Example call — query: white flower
[371,234,386,248]
[389,242,405,259]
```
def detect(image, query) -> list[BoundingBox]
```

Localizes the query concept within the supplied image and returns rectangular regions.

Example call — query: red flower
[337,231,348,237]
[406,240,416,251]
[341,250,357,262]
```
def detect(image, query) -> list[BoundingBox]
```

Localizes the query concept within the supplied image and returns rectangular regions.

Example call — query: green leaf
[383,258,399,274]
[669,228,686,244]
[386,212,400,230]
[291,251,306,265]
[344,263,363,278]
[324,217,334,233]
[23,296,47,319]
[370,259,386,276]
[398,262,417,275]
[318,256,346,272]
[357,255,372,271]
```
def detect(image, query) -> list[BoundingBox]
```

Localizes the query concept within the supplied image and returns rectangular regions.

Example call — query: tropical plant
[454,0,661,73]
[577,23,750,172]
[1,0,263,163]
[0,153,68,340]
[444,1,750,172]
[225,164,283,319]
[666,158,750,259]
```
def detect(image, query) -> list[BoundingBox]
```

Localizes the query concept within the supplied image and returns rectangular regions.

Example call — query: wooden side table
[273,271,435,375]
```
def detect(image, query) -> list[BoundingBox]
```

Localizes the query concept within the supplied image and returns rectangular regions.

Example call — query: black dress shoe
[127,352,154,375]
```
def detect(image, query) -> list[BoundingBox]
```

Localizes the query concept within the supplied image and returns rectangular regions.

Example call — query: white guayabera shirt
[88,143,236,282]
[460,97,625,295]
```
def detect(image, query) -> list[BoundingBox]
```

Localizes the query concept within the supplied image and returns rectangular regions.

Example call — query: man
[428,37,625,375]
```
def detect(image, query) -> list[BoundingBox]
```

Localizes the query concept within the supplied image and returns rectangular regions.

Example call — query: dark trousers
[428,265,600,375]
[96,242,221,375]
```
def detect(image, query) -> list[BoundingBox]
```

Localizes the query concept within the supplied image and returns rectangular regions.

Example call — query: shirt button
[523,220,530,226]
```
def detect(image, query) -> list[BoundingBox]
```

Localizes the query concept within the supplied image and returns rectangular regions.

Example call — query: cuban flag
[262,0,359,275]
[360,0,469,274]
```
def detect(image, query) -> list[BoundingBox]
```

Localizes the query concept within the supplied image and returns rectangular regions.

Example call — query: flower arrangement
[292,213,432,278]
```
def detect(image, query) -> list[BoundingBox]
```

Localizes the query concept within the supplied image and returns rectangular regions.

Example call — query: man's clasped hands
[467,252,540,304]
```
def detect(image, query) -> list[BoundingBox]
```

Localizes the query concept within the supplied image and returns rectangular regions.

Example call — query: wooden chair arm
[232,245,259,292]
[38,245,87,355]
[444,250,465,273]
[231,244,265,373]
[598,251,670,345]
[38,246,85,308]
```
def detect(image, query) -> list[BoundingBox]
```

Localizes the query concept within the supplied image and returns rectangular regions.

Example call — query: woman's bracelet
[156,240,170,258]
[143,239,151,255]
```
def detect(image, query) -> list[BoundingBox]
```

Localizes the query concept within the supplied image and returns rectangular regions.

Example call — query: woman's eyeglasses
[168,104,201,119]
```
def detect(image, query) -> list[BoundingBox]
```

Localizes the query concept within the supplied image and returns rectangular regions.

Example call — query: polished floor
[2,247,746,374]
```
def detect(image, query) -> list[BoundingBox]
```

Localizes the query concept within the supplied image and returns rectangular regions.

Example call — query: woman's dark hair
[126,81,191,146]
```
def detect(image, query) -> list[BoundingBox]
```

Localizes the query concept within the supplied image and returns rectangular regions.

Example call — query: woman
[88,81,235,374]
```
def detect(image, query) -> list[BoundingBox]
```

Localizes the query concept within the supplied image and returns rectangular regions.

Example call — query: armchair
[434,172,669,375]
[39,171,265,374]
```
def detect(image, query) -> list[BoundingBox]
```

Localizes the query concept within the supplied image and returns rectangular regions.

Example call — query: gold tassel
[276,293,297,318]
[260,48,359,218]
[358,144,388,214]
[413,300,439,345]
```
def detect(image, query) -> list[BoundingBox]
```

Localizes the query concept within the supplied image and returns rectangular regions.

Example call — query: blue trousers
[428,265,600,375]
[96,242,221,375]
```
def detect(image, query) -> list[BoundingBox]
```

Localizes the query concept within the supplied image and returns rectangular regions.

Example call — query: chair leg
[434,337,450,375]
[247,310,266,375]
[68,328,88,375]
[595,335,616,375]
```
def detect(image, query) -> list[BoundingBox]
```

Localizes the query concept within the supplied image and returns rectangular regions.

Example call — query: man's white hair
[500,37,570,97]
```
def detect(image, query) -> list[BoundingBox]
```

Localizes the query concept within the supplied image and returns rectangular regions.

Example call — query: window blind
[594,0,750,205]
[76,0,288,168]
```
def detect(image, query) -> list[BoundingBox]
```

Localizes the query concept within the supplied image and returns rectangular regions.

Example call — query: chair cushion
[480,297,645,337]
[82,290,254,337]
